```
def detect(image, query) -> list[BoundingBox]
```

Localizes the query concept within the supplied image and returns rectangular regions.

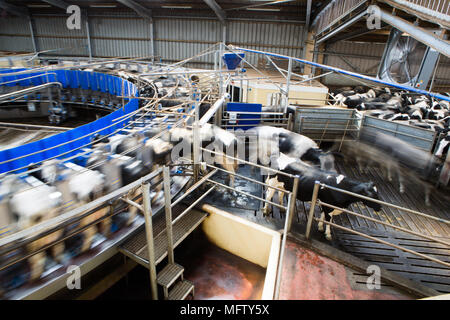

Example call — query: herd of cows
[332,86,450,134]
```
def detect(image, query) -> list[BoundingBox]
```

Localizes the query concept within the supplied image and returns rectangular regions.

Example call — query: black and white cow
[247,126,336,172]
[1,174,64,281]
[360,131,442,205]
[164,123,239,186]
[263,153,382,240]
[435,132,450,160]
[334,86,450,134]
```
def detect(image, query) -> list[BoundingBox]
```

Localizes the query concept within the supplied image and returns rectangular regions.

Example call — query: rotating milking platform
[0,46,449,301]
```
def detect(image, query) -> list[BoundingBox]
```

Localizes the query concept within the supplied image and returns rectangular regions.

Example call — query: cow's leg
[127,188,140,225]
[386,163,393,182]
[48,228,65,261]
[100,214,112,236]
[28,252,46,281]
[356,156,365,173]
[278,190,285,210]
[22,217,51,280]
[324,211,333,241]
[318,211,325,232]
[78,202,107,252]
[51,242,65,262]
[398,172,405,194]
[221,156,236,188]
[325,210,342,241]
[45,210,65,261]
[262,178,277,216]
[80,225,97,253]
[98,206,111,236]
[325,218,333,241]
[27,235,47,281]
[425,185,431,206]
[262,186,276,216]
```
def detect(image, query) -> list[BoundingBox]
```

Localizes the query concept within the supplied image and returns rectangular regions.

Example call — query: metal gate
[361,116,436,152]
[294,107,362,147]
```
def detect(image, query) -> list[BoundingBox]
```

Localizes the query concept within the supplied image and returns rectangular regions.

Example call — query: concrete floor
[279,240,414,300]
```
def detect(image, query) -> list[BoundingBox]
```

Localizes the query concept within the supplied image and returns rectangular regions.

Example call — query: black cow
[263,154,381,240]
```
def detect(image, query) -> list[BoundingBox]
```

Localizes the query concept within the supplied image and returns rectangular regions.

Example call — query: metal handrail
[0,167,163,248]
[0,81,192,176]
[305,181,450,269]
[206,163,292,195]
[317,200,450,247]
[316,218,450,268]
[317,182,450,225]
[200,147,296,178]
[205,178,287,210]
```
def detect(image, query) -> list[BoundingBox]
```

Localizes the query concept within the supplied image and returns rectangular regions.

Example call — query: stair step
[168,280,194,300]
[157,263,184,288]
[118,209,207,267]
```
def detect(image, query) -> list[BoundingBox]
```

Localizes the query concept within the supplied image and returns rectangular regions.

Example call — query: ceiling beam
[116,0,152,21]
[203,0,226,24]
[327,23,389,44]
[41,0,71,10]
[226,0,296,11]
[305,0,312,30]
[0,0,29,17]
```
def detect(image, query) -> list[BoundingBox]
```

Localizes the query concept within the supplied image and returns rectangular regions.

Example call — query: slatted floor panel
[334,228,450,293]
[334,161,450,238]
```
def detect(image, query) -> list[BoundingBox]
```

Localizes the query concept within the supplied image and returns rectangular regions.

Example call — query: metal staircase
[118,166,207,300]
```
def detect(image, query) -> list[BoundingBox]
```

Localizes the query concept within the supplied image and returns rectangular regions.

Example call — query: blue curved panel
[0,68,139,174]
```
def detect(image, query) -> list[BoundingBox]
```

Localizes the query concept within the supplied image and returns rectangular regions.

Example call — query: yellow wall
[200,204,280,300]
[244,85,328,106]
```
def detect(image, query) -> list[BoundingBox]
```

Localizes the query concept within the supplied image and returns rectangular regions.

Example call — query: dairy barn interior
[0,0,449,303]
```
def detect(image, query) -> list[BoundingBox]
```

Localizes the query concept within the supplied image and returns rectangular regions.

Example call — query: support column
[28,15,37,54]
[314,43,326,76]
[149,20,155,63]
[222,22,227,45]
[141,183,158,300]
[163,166,175,264]
[283,58,292,112]
[85,12,93,60]
[303,32,315,76]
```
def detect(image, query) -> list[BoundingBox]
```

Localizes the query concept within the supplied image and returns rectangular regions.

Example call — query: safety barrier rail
[0,68,139,174]
[386,0,450,25]
[312,0,369,36]
[198,146,299,299]
[305,181,450,268]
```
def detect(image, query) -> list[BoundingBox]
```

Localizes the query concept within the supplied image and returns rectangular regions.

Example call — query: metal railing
[297,115,361,148]
[0,166,165,269]
[386,0,450,24]
[305,181,450,268]
[199,146,300,299]
[312,0,368,36]
[221,112,293,129]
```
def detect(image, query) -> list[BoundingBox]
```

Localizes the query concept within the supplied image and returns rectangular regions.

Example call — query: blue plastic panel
[226,102,261,130]
[0,69,139,174]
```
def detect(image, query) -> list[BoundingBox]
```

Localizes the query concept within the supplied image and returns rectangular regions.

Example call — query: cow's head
[358,181,382,212]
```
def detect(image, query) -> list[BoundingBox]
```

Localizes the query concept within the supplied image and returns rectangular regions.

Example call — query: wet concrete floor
[97,229,266,300]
